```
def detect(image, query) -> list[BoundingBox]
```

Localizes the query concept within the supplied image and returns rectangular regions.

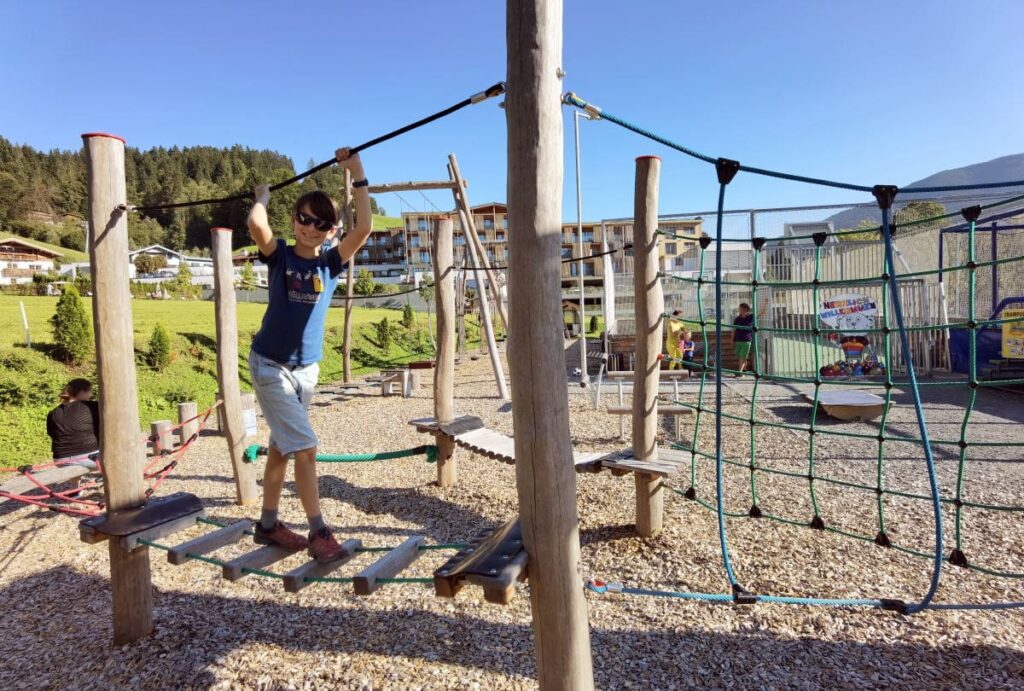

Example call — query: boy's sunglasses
[294,211,334,232]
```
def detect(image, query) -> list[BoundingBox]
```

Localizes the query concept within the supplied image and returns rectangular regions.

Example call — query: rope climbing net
[565,93,1024,613]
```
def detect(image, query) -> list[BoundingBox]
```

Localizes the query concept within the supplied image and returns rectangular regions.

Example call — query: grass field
[0,294,441,466]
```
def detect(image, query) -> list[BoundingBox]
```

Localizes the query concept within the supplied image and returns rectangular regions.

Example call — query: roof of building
[0,237,64,258]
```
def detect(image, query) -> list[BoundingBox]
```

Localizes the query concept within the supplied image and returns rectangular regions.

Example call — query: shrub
[375,317,392,353]
[147,323,172,370]
[49,284,92,364]
[589,315,603,334]
[354,269,376,296]
[402,303,415,329]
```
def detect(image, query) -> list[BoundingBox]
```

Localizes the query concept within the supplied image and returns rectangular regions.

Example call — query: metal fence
[611,192,1024,376]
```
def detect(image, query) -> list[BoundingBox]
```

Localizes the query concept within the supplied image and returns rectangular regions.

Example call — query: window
[478,233,486,244]
[569,262,595,277]
[501,217,508,229]
[455,236,465,246]
[420,251,430,264]
[665,243,677,255]
[496,232,506,243]
[561,247,573,260]
[410,236,420,248]
[483,218,494,230]
[582,231,594,243]
[418,219,427,231]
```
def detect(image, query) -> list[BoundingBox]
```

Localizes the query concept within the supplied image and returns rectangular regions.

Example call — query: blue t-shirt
[250,239,346,366]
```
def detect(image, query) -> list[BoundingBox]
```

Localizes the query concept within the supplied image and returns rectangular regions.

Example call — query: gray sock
[260,509,278,531]
[308,514,326,533]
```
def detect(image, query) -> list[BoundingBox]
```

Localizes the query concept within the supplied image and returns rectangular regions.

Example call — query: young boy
[246,147,371,562]
[732,302,754,377]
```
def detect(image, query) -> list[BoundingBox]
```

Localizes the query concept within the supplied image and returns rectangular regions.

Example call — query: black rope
[131,82,505,213]
[482,243,631,271]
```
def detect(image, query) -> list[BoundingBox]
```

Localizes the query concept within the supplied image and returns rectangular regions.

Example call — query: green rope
[244,444,438,464]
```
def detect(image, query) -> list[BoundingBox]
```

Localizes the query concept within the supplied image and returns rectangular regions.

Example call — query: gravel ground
[2,349,1023,690]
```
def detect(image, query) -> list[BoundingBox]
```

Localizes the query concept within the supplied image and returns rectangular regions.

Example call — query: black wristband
[352,178,369,188]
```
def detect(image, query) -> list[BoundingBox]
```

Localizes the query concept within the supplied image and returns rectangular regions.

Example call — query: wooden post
[632,156,664,538]
[457,199,509,399]
[177,401,199,446]
[342,170,355,383]
[211,228,259,506]
[506,2,595,688]
[434,217,458,486]
[150,420,173,454]
[83,132,152,645]
[448,153,509,332]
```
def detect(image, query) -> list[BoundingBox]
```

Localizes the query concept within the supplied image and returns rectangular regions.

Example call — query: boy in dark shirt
[246,148,372,562]
[732,303,754,377]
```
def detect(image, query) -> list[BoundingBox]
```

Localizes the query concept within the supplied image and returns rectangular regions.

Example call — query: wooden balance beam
[802,390,889,422]
[409,416,685,535]
[1,465,92,496]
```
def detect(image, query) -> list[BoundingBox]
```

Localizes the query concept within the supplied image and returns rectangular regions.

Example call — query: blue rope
[713,182,739,587]
[879,206,943,614]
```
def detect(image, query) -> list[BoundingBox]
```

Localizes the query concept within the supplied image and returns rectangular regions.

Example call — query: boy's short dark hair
[293,190,339,227]
[739,303,750,310]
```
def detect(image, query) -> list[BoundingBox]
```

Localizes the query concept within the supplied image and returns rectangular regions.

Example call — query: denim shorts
[248,351,319,456]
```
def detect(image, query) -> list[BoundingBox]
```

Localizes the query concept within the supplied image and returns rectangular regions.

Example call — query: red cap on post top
[635,155,661,161]
[210,227,233,233]
[81,132,127,144]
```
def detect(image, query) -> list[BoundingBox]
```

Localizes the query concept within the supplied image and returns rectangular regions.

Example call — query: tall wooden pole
[448,153,509,332]
[433,217,458,487]
[342,170,355,383]
[455,194,510,400]
[211,228,259,506]
[632,156,664,538]
[506,2,595,688]
[83,132,152,645]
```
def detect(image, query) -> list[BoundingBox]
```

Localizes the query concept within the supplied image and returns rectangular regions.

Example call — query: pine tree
[147,323,172,370]
[49,284,92,364]
[402,303,415,329]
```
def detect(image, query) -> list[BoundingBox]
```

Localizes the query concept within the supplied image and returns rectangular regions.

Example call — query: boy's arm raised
[247,184,278,257]
[335,149,372,264]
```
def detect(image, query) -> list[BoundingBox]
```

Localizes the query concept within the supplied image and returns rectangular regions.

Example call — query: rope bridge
[565,93,1024,613]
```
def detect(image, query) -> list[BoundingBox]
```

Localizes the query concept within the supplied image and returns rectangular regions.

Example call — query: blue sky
[2,1,1023,229]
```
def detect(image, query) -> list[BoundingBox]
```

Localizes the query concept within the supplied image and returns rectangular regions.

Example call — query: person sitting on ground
[665,309,685,369]
[246,147,372,563]
[678,329,696,378]
[732,302,754,377]
[45,378,100,492]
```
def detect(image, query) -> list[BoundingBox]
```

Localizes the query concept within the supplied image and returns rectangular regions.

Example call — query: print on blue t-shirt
[251,238,347,365]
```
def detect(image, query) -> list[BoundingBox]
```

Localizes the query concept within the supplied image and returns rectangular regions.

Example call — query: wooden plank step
[222,544,297,581]
[656,447,692,465]
[1,465,91,495]
[167,520,252,565]
[434,518,528,605]
[353,536,425,595]
[283,539,362,592]
[79,492,205,550]
[606,405,692,416]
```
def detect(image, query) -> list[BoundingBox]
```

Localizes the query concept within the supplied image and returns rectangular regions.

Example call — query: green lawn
[0,295,435,467]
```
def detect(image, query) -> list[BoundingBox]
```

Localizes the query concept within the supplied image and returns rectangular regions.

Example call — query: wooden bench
[0,465,92,496]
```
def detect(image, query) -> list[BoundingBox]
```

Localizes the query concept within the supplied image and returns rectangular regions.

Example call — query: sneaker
[254,521,308,551]
[308,527,345,563]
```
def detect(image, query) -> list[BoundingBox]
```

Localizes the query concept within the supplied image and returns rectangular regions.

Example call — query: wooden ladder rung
[222,544,297,582]
[167,520,252,565]
[353,536,425,595]
[283,539,362,593]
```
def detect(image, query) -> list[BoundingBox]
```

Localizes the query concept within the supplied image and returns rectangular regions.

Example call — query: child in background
[678,330,696,378]
[246,147,372,562]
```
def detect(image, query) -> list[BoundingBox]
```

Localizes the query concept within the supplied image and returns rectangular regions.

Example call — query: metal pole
[574,110,588,386]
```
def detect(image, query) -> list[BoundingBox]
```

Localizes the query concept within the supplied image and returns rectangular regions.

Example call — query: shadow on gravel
[3,568,1022,689]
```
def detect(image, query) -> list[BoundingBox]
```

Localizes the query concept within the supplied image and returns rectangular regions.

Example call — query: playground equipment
[563,91,1024,617]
